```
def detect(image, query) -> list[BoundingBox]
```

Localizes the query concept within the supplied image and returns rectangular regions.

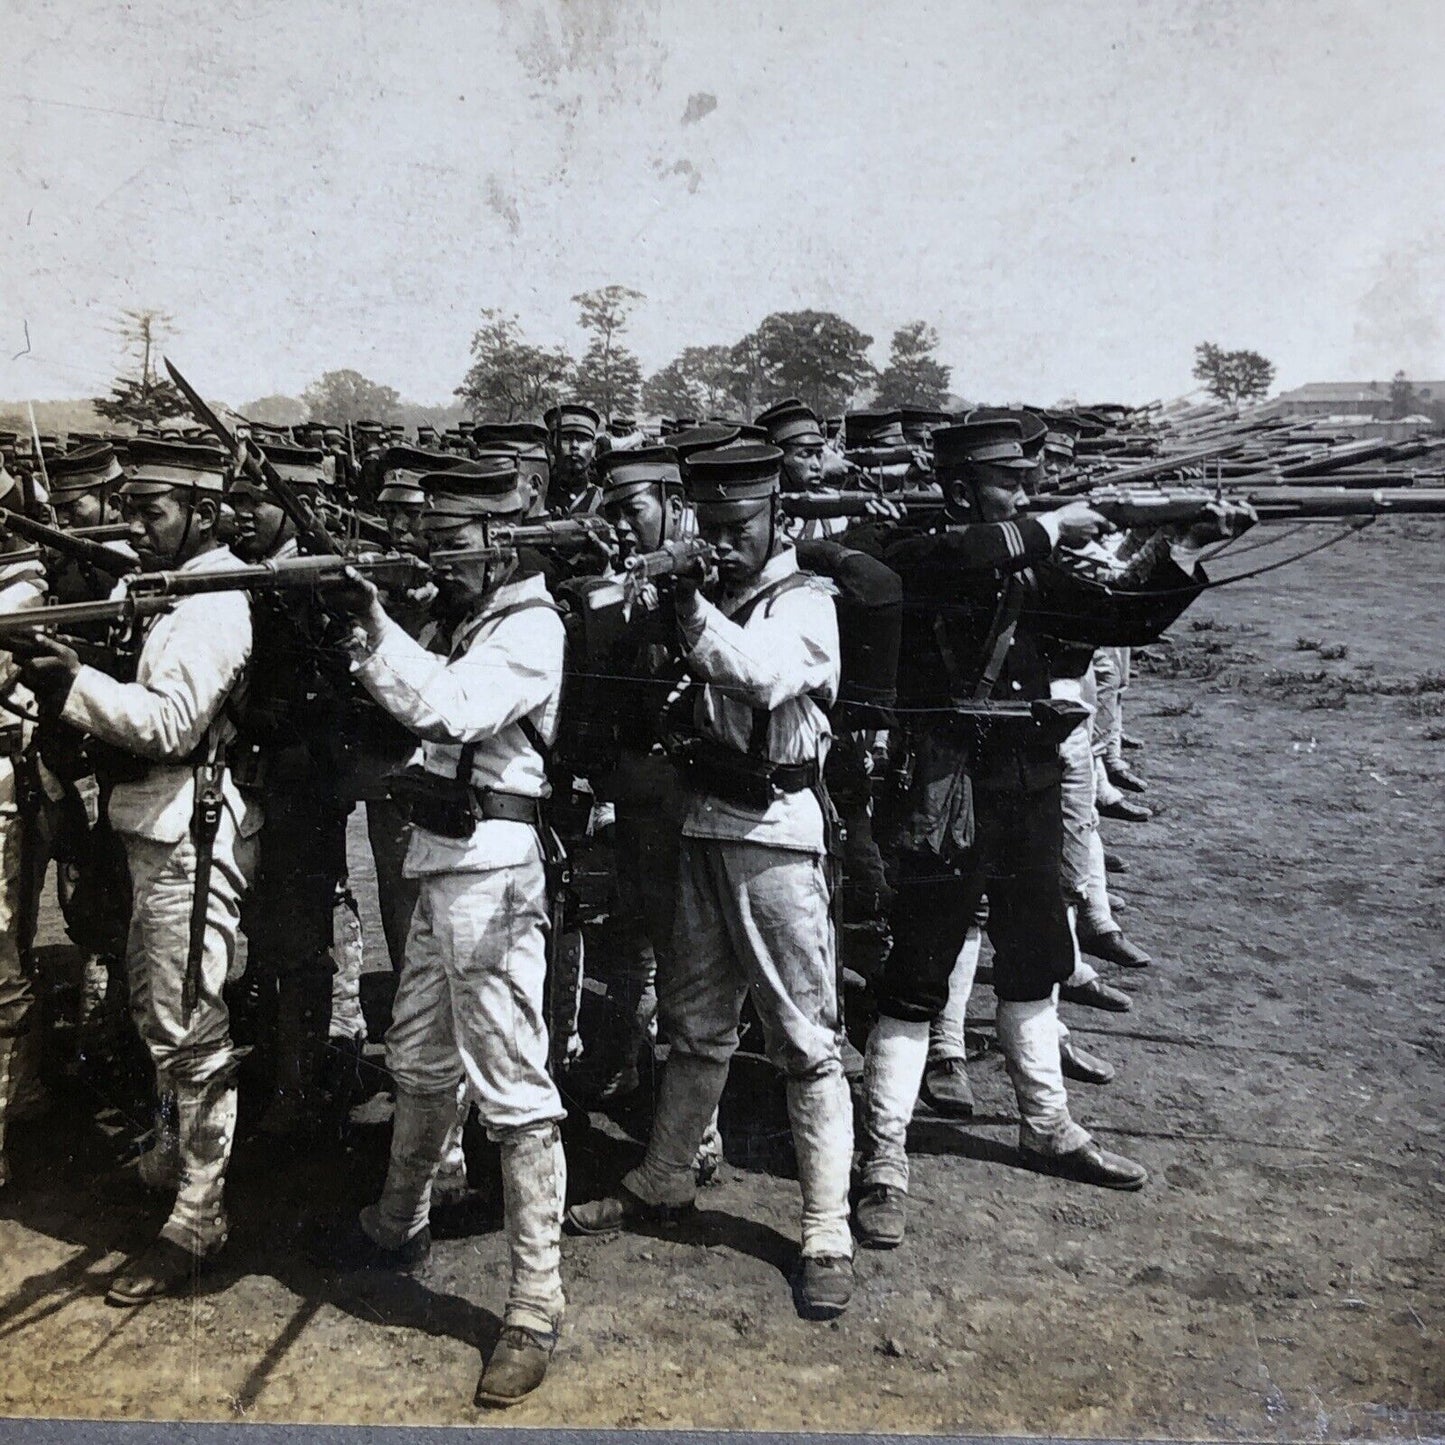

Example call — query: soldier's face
[426,516,517,613]
[122,491,215,570]
[52,491,109,529]
[380,501,425,552]
[554,432,595,477]
[604,487,669,552]
[696,499,774,585]
[781,443,824,492]
[229,491,289,561]
[971,465,1029,522]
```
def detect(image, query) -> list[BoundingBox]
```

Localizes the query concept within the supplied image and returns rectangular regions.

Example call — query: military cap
[844,411,906,450]
[543,403,601,439]
[965,407,1047,462]
[755,398,824,449]
[608,415,637,438]
[416,424,440,445]
[597,444,681,501]
[670,423,742,462]
[0,431,18,448]
[471,422,549,453]
[1041,412,1085,459]
[932,419,1037,473]
[122,437,231,496]
[374,444,459,487]
[422,451,528,526]
[228,442,327,497]
[900,408,951,440]
[684,442,783,505]
[354,419,385,438]
[47,443,124,497]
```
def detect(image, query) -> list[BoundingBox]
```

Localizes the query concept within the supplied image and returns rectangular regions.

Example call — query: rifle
[164,358,338,557]
[0,519,619,643]
[0,508,136,577]
[622,538,716,579]
[1025,485,1445,528]
[1052,440,1245,493]
[71,523,131,543]
[781,489,948,521]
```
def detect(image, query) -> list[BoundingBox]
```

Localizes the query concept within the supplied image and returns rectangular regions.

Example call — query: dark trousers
[877,781,1074,1018]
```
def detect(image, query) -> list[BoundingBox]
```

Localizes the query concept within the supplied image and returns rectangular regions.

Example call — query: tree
[872,321,952,409]
[93,308,186,427]
[301,369,402,423]
[1191,342,1276,406]
[569,285,646,417]
[641,344,739,418]
[240,394,309,427]
[455,310,575,421]
[748,310,876,417]
[1388,369,1419,419]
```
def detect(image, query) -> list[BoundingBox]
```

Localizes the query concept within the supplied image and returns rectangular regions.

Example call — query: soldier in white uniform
[0,475,48,1188]
[16,438,259,1302]
[323,454,569,1409]
[567,443,855,1320]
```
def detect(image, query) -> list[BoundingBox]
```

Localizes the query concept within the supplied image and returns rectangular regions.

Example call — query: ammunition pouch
[387,764,543,839]
[672,733,822,812]
[0,721,25,761]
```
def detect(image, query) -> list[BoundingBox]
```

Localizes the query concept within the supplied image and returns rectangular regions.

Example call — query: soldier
[227,444,353,1138]
[343,445,466,976]
[0,475,48,1187]
[543,403,601,513]
[13,438,260,1301]
[567,443,855,1320]
[322,453,569,1408]
[583,444,691,1100]
[850,419,1253,1248]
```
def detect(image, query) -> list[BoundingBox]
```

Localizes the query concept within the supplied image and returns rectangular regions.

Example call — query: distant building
[1276,380,1445,419]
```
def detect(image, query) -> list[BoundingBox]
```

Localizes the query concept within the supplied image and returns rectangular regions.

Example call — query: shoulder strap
[454,594,564,768]
[970,576,1026,701]
[731,571,818,755]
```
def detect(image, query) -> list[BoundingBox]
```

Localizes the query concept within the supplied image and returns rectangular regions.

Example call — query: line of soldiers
[0,394,1253,1408]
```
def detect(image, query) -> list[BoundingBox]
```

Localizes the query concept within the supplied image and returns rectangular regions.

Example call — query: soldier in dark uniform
[582,444,691,1100]
[851,418,1254,1248]
[543,403,601,514]
[228,444,353,1138]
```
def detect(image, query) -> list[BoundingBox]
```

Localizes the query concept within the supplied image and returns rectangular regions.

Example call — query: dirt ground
[0,518,1441,1438]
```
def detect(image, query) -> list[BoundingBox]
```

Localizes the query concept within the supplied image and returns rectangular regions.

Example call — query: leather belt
[474,788,544,825]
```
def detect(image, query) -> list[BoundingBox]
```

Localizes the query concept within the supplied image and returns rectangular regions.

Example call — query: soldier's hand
[326,565,382,618]
[863,496,906,522]
[1048,502,1110,549]
[1178,499,1258,547]
[14,634,81,707]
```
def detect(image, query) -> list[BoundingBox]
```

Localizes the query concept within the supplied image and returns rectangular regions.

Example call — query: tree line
[455,287,955,423]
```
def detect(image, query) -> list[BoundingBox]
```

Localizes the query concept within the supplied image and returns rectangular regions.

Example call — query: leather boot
[475,1325,557,1408]
[366,1085,457,1250]
[621,1051,728,1210]
[259,969,332,1140]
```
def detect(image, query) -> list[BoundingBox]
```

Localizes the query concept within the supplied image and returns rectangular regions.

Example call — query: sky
[2,0,1443,411]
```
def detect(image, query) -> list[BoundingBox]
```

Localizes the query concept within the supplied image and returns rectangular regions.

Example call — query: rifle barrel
[782,490,946,520]
[0,508,136,576]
